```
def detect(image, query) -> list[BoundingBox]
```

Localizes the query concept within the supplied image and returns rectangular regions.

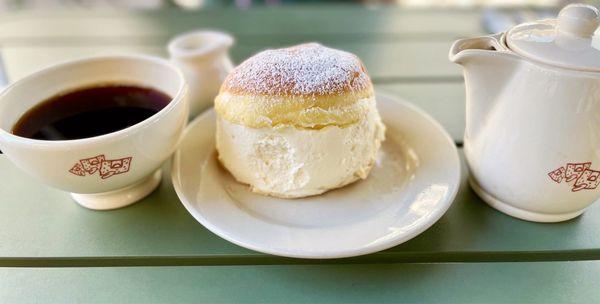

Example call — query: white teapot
[450,4,600,222]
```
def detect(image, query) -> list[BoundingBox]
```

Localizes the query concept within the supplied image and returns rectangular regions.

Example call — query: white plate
[172,94,460,259]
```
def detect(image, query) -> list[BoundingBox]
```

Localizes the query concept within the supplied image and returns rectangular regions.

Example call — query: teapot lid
[506,4,600,72]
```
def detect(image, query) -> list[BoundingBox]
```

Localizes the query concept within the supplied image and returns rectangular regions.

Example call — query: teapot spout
[449,33,507,64]
[449,34,521,142]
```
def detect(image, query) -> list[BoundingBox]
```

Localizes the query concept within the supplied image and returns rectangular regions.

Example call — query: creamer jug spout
[449,34,521,139]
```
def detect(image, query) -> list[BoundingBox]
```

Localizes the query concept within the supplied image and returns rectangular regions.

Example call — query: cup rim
[0,54,187,149]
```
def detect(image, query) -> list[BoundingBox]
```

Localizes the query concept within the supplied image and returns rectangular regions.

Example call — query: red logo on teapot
[548,162,600,192]
[69,154,132,179]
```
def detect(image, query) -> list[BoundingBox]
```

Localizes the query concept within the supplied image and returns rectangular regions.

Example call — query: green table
[1,6,599,303]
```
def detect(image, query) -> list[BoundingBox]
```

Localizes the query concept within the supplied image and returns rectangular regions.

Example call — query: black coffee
[12,84,171,140]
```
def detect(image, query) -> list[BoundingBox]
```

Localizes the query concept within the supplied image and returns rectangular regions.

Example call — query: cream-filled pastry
[215,43,385,198]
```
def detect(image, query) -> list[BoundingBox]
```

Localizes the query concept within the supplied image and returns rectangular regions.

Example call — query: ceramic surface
[506,4,600,71]
[168,30,234,118]
[172,94,460,258]
[0,55,189,210]
[450,4,600,222]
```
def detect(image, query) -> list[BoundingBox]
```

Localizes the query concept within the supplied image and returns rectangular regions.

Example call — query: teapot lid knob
[506,3,600,72]
[558,4,600,38]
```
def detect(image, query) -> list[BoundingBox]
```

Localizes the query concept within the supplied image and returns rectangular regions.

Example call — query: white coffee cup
[0,55,188,210]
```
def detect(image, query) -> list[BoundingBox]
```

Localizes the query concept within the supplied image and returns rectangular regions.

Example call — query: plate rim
[172,93,461,259]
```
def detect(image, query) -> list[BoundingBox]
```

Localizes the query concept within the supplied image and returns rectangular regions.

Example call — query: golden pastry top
[215,43,375,129]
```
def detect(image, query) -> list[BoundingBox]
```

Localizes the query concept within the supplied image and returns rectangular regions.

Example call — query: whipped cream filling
[215,98,385,198]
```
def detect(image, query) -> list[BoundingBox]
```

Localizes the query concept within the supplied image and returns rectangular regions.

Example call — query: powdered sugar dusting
[222,43,372,96]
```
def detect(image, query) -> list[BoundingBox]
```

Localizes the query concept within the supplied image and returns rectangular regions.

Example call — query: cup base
[71,170,162,210]
[469,177,584,223]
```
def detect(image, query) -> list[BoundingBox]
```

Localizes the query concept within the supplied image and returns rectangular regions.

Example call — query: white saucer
[172,94,460,259]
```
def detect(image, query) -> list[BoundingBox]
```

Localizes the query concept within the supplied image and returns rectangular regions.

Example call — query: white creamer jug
[168,30,234,118]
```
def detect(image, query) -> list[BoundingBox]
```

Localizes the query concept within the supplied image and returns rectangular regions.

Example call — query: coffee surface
[12,84,171,140]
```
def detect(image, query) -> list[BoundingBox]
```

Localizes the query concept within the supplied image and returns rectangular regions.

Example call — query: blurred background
[1,0,599,110]
[2,0,600,35]
[0,0,598,10]
[0,1,598,149]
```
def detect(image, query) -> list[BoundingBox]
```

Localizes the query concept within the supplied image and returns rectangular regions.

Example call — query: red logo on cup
[548,162,600,192]
[79,155,106,175]
[69,154,132,179]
